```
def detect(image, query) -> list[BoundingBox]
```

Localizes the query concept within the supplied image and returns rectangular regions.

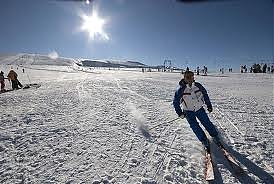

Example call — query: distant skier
[173,71,220,152]
[0,71,7,92]
[7,69,23,90]
[267,66,270,73]
[262,64,267,73]
[203,66,208,75]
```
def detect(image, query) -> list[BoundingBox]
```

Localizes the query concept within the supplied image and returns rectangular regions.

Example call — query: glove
[207,106,213,113]
[179,112,186,119]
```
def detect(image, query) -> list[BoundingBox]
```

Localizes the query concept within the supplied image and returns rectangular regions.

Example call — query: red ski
[218,144,244,175]
[205,151,214,181]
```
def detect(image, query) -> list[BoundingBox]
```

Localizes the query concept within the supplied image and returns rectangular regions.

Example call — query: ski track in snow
[0,61,274,183]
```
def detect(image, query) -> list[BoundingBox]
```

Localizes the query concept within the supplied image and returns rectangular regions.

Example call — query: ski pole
[26,73,31,84]
[8,80,12,90]
[149,117,180,130]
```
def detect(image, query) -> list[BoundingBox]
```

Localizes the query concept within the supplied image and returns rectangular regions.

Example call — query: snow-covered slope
[0,61,273,183]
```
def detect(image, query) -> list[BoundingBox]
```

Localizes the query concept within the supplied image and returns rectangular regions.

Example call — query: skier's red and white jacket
[173,79,212,116]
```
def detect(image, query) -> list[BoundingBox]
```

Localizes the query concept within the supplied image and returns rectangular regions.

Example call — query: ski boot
[213,136,222,147]
[202,140,210,153]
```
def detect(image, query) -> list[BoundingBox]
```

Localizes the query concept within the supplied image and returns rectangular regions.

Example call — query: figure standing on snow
[173,71,220,152]
[7,69,23,90]
[203,66,208,75]
[0,71,7,92]
[196,66,200,75]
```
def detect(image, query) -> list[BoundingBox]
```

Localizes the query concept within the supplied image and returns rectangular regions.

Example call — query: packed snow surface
[0,56,274,184]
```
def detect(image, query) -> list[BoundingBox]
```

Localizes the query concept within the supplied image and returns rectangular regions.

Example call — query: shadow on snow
[210,141,274,184]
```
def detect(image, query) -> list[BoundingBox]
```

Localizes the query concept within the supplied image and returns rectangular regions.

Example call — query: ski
[217,144,244,174]
[0,83,41,94]
[205,151,214,181]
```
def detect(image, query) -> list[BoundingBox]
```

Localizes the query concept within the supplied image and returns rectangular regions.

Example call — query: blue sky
[0,0,273,71]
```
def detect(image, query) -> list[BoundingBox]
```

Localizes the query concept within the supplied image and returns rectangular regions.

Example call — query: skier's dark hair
[184,71,194,79]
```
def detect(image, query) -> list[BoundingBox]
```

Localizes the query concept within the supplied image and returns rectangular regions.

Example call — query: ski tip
[205,152,214,181]
[206,177,215,181]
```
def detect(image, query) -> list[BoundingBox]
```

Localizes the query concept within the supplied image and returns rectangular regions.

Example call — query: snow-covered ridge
[79,59,147,68]
[0,53,76,66]
[0,53,148,69]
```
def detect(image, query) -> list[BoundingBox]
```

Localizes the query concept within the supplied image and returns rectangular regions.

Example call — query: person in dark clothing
[262,64,267,73]
[0,71,7,92]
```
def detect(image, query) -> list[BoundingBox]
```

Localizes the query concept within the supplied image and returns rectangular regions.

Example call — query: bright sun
[80,11,109,41]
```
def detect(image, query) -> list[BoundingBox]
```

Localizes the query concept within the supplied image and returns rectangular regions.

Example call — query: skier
[7,69,23,90]
[203,66,208,75]
[0,71,6,92]
[262,64,267,73]
[173,71,220,152]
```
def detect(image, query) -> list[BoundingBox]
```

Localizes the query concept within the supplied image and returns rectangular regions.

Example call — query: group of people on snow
[247,63,274,73]
[0,69,23,92]
[183,66,208,76]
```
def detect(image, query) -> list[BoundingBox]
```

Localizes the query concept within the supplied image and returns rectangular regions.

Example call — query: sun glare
[80,11,109,41]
